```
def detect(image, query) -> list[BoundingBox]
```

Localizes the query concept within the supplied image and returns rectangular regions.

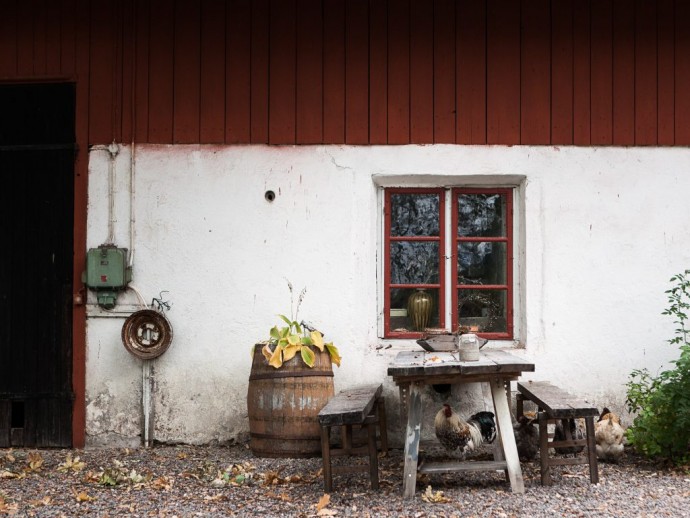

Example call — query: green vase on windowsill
[407,289,433,331]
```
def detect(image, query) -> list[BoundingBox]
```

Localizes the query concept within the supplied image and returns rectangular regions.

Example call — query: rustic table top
[387,349,535,379]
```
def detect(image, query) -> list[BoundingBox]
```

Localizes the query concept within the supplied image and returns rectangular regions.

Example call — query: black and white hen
[434,404,496,456]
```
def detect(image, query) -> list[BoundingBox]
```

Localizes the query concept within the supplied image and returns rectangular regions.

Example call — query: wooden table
[387,349,535,498]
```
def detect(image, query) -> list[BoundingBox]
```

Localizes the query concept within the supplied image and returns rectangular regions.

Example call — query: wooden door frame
[0,79,85,447]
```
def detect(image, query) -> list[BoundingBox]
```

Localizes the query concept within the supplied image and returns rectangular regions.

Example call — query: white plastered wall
[84,144,690,446]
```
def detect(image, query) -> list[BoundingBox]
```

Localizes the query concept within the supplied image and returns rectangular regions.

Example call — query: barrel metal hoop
[250,432,320,441]
[249,370,334,381]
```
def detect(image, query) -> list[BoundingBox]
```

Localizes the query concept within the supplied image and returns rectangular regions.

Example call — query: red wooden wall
[1,0,689,147]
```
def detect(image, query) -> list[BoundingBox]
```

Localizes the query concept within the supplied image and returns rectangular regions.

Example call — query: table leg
[402,382,423,499]
[490,377,525,494]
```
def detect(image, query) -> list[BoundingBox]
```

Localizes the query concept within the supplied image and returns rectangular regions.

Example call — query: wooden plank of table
[402,382,423,499]
[418,460,508,473]
[490,377,524,493]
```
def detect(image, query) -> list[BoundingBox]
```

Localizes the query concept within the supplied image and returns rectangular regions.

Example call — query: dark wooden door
[0,83,75,447]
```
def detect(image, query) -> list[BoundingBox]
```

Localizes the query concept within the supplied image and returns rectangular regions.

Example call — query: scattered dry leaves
[0,495,19,515]
[58,454,86,473]
[71,487,95,502]
[421,485,450,503]
[28,496,52,507]
[26,452,44,472]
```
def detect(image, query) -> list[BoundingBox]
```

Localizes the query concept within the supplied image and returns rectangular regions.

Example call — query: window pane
[458,289,507,333]
[390,242,439,284]
[390,288,440,332]
[458,242,507,285]
[391,194,439,236]
[458,193,505,237]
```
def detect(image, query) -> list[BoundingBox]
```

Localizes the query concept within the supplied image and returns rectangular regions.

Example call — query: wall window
[384,187,513,339]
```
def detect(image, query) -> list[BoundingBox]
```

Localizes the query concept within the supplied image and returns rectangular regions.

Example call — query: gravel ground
[1,442,689,517]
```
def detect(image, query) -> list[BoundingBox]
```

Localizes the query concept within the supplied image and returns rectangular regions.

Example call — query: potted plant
[259,314,341,369]
[247,284,342,458]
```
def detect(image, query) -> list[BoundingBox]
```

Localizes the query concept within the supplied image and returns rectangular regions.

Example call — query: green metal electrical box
[82,246,132,308]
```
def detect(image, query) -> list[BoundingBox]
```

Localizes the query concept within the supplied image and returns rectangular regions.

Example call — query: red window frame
[383,187,513,340]
[384,188,445,338]
[451,188,513,340]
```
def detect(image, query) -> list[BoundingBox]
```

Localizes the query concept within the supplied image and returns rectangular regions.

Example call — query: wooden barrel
[247,344,334,458]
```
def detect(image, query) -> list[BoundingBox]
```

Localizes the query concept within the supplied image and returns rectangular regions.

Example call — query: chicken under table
[387,350,535,499]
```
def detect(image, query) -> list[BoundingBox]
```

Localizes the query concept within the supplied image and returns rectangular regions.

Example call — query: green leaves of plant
[264,315,341,369]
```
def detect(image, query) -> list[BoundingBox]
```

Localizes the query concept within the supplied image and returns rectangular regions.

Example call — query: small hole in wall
[265,190,276,202]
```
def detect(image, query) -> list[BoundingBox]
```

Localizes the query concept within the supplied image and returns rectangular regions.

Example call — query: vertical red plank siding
[269,0,296,144]
[134,0,150,142]
[409,0,433,143]
[590,0,613,145]
[657,0,675,145]
[60,0,77,77]
[346,0,369,144]
[572,0,591,145]
[456,1,486,144]
[433,0,456,143]
[551,0,573,144]
[148,0,175,143]
[0,0,18,76]
[250,0,270,143]
[388,0,410,144]
[199,0,226,144]
[676,1,690,144]
[296,0,323,144]
[612,0,634,145]
[634,0,657,145]
[120,0,135,143]
[173,1,200,143]
[520,0,551,144]
[89,1,115,144]
[16,0,35,77]
[72,0,91,448]
[487,0,520,145]
[44,0,62,76]
[323,0,346,143]
[32,0,48,75]
[369,0,388,144]
[226,0,251,143]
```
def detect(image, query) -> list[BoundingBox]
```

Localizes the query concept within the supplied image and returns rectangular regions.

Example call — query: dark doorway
[0,83,75,447]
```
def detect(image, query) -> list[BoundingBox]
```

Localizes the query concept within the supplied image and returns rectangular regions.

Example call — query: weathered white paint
[85,144,690,446]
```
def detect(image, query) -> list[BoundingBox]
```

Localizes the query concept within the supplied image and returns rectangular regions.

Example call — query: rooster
[595,407,625,462]
[554,418,586,455]
[434,404,496,456]
[513,413,539,462]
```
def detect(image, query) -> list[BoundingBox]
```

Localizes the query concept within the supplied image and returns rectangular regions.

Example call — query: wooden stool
[317,384,388,492]
[517,381,599,485]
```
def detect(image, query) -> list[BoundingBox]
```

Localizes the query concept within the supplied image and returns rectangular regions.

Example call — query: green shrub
[625,270,690,465]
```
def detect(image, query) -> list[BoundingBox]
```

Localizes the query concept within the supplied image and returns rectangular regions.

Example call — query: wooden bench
[516,381,599,485]
[317,384,388,492]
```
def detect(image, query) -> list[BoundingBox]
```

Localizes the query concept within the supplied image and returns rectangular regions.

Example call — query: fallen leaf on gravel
[58,454,86,472]
[421,485,450,503]
[27,452,44,472]
[28,496,52,507]
[203,494,226,502]
[3,450,15,463]
[71,488,95,502]
[0,470,22,479]
[177,452,188,460]
[317,510,337,516]
[151,476,173,490]
[0,496,19,515]
[316,494,330,511]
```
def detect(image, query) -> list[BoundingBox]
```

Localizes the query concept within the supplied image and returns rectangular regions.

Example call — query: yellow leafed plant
[261,315,341,369]
[254,283,341,369]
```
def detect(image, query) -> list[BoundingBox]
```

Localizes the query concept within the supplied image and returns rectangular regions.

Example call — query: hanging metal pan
[121,309,173,360]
